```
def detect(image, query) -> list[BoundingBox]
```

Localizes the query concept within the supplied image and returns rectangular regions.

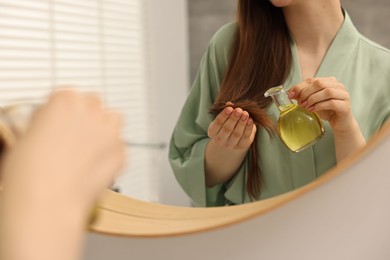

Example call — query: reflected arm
[205,140,249,187]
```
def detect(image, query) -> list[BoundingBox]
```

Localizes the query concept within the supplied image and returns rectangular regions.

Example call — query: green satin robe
[168,13,390,207]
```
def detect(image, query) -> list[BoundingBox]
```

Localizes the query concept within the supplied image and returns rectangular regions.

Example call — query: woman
[169,0,390,207]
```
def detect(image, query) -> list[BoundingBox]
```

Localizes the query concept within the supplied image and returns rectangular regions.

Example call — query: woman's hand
[205,102,256,187]
[0,88,126,260]
[288,77,366,161]
[2,89,126,213]
[207,102,256,150]
[288,77,354,133]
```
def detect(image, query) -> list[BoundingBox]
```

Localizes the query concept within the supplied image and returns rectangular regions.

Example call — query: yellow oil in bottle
[278,104,325,152]
[265,85,325,152]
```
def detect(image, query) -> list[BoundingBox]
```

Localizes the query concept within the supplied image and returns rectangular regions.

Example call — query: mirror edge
[90,120,390,238]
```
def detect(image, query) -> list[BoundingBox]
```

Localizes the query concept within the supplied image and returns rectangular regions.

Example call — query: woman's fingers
[288,78,315,102]
[212,108,243,145]
[290,78,350,115]
[289,77,344,104]
[208,107,255,150]
[237,118,256,148]
[226,110,250,146]
[289,77,356,133]
[208,106,233,138]
[307,99,350,115]
[301,88,349,110]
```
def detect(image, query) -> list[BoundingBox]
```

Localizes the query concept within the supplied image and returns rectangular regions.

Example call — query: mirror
[117,0,390,207]
[86,119,390,259]
[0,0,389,208]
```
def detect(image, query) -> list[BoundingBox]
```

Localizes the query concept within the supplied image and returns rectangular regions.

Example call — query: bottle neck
[271,91,293,112]
[264,85,293,112]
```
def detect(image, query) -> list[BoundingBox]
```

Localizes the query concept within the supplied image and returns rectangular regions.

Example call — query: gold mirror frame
[90,120,390,238]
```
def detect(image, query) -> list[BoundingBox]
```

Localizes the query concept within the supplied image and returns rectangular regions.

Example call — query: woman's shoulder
[200,21,237,74]
[358,35,390,61]
[208,21,237,54]
[210,22,237,44]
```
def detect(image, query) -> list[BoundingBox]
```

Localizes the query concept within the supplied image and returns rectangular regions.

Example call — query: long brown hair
[210,0,292,200]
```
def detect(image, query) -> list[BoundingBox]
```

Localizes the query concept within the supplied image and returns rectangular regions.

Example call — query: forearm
[333,119,366,162]
[1,190,87,260]
[204,140,248,187]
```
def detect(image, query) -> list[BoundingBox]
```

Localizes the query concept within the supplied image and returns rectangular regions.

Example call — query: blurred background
[0,0,388,207]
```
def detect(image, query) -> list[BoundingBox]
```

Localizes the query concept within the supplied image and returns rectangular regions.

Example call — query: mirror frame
[90,119,390,238]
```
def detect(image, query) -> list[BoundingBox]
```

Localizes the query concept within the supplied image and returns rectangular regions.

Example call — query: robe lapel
[314,12,360,78]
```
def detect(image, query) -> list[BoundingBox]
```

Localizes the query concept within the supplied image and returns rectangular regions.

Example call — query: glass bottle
[264,85,325,152]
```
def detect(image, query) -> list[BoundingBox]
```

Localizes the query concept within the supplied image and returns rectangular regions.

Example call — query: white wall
[147,0,191,206]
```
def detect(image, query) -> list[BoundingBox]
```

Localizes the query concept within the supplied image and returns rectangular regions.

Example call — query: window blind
[0,0,160,202]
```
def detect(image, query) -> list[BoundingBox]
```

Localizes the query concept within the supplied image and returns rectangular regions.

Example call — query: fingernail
[247,118,253,126]
[241,114,248,121]
[301,101,308,108]
[288,91,295,99]
[307,106,314,111]
[225,107,233,115]
[234,109,242,117]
